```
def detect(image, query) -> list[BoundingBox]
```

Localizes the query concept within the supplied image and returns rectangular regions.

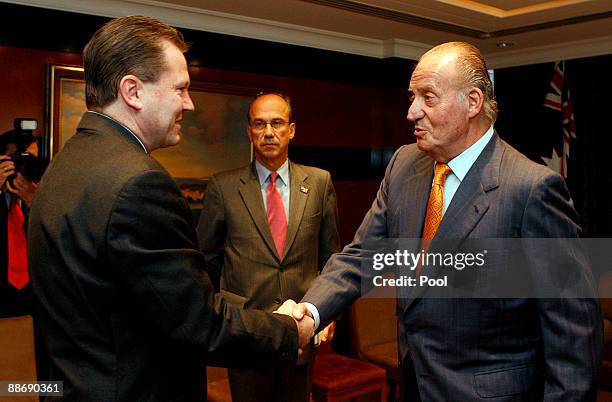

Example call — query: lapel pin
[300,186,309,194]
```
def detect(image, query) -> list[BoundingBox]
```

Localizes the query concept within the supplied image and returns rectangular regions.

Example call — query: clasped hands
[274,300,334,355]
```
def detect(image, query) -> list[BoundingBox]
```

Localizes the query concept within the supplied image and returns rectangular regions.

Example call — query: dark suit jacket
[303,134,603,401]
[27,112,298,402]
[197,162,340,362]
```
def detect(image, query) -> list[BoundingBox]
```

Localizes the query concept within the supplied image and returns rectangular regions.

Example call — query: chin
[260,150,279,159]
[166,133,181,147]
[415,139,430,152]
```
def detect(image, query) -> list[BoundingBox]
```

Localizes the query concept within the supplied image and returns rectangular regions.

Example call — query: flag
[541,61,576,178]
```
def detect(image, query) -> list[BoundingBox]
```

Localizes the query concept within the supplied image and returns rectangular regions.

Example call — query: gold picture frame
[47,64,255,208]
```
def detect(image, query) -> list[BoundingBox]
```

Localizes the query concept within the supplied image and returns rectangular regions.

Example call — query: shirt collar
[446,125,494,182]
[87,111,148,153]
[255,159,290,187]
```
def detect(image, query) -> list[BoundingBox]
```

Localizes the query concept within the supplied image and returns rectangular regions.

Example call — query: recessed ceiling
[3,0,612,67]
[436,0,594,18]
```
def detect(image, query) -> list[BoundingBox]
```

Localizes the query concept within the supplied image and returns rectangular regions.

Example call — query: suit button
[275,298,282,305]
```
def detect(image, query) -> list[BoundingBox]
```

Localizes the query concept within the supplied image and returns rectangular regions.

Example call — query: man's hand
[291,303,334,345]
[291,302,312,321]
[274,299,314,352]
[6,172,38,207]
[0,155,15,188]
[275,298,297,315]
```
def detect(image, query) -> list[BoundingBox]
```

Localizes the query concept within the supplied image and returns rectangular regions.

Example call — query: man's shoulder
[497,137,562,185]
[95,142,169,190]
[385,143,429,174]
[48,129,171,199]
[211,164,252,184]
[291,162,330,180]
[394,143,423,159]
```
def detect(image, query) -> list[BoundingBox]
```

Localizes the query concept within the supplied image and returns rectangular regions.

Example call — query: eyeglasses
[249,119,289,132]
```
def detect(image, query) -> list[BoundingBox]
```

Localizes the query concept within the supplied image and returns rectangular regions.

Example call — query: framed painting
[47,65,255,208]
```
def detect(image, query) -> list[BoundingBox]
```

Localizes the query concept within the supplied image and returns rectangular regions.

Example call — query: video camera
[0,118,49,183]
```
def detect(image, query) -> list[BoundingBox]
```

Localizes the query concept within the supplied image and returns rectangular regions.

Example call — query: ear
[118,75,143,111]
[288,122,296,140]
[246,126,254,143]
[466,87,484,119]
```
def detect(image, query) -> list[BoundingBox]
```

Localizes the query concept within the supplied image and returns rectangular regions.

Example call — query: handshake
[274,299,334,354]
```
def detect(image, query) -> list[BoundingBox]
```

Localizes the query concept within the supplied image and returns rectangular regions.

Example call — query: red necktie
[266,172,287,257]
[7,197,28,289]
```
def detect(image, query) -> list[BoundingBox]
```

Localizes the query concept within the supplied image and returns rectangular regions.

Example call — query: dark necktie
[7,197,28,289]
[266,172,287,257]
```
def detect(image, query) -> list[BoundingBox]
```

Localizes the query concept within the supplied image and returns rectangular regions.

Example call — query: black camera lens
[11,152,49,183]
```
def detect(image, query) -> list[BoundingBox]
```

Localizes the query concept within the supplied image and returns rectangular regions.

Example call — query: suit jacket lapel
[404,134,502,310]
[435,134,501,241]
[284,162,308,261]
[401,155,434,238]
[238,164,279,258]
[396,156,434,305]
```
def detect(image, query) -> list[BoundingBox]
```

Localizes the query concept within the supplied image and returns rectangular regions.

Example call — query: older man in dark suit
[27,16,312,402]
[293,41,602,401]
[197,92,340,402]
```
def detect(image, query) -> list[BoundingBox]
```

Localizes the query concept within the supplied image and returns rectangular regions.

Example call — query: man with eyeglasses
[197,92,340,402]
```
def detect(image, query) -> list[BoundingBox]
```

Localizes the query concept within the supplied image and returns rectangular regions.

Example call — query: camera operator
[0,127,50,384]
[1,140,39,205]
[0,133,39,317]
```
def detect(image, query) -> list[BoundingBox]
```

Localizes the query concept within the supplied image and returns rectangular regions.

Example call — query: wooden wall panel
[0,46,81,133]
[0,45,406,243]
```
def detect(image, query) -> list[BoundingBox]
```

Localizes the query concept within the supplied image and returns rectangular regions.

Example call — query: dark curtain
[494,54,612,237]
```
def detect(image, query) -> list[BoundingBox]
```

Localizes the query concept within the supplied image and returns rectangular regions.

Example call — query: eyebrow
[410,84,439,95]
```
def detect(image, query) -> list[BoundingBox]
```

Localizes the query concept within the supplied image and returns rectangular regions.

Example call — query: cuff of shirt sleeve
[303,302,320,330]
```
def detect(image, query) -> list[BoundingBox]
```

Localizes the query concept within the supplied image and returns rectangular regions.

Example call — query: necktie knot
[433,163,452,186]
[269,171,279,187]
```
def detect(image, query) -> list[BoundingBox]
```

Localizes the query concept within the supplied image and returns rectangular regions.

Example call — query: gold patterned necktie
[422,163,452,241]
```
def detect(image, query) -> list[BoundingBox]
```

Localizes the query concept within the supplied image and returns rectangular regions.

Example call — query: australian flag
[540,61,576,178]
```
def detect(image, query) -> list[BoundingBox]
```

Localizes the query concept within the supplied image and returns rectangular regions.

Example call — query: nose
[263,123,274,136]
[183,91,195,112]
[407,98,423,122]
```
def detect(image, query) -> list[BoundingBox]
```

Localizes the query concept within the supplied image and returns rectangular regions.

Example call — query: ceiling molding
[303,0,485,37]
[382,39,431,60]
[488,10,612,38]
[304,0,612,39]
[486,35,612,68]
[436,0,592,18]
[2,0,397,57]
[2,0,612,68]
